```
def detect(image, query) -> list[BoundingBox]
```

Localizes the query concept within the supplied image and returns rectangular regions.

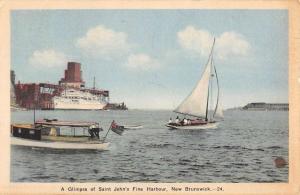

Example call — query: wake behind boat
[123,124,143,130]
[166,38,223,130]
[10,119,122,150]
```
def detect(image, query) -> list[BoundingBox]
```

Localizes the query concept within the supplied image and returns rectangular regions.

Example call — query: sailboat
[166,38,223,130]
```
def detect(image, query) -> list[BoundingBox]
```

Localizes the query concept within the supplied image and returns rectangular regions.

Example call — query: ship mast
[93,76,96,90]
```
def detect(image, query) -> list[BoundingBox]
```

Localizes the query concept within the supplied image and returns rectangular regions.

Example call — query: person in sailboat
[183,118,188,126]
[187,119,191,125]
[175,116,180,124]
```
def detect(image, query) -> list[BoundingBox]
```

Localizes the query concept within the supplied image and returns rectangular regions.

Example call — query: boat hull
[11,137,109,150]
[166,122,219,130]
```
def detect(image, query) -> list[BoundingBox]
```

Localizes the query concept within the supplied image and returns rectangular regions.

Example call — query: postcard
[0,0,300,194]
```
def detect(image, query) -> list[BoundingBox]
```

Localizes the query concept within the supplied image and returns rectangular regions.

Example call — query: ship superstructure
[53,88,107,110]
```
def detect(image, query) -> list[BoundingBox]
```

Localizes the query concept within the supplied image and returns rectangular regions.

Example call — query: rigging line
[205,78,210,121]
[213,63,220,118]
[210,59,213,121]
[205,38,215,121]
[204,38,216,68]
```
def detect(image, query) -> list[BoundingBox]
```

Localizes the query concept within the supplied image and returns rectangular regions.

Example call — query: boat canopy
[35,119,99,128]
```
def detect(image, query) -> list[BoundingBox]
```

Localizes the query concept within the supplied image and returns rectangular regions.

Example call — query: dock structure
[104,102,128,110]
[15,82,62,109]
[10,70,17,107]
[243,102,289,111]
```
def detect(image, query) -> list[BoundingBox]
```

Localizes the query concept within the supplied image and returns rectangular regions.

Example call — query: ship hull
[53,101,106,110]
[11,137,109,150]
[53,88,107,110]
[166,122,219,130]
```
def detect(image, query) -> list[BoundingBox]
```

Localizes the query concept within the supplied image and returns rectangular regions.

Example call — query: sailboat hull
[166,122,219,130]
[11,137,109,150]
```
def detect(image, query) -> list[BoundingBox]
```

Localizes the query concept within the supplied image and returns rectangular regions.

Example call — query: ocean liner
[53,88,107,110]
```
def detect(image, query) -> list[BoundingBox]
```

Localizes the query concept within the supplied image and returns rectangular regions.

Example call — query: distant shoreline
[227,102,288,111]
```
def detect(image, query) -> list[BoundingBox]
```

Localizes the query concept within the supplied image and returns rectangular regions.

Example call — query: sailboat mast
[210,55,213,120]
[205,38,215,121]
[205,85,210,121]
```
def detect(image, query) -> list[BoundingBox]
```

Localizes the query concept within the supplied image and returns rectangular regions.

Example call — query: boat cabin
[11,119,103,141]
[11,124,41,140]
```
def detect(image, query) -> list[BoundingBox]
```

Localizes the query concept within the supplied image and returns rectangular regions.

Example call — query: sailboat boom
[174,111,206,119]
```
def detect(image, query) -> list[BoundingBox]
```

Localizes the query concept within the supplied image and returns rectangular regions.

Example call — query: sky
[11,10,288,109]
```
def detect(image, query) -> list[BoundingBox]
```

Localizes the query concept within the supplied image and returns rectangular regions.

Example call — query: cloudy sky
[11,10,288,109]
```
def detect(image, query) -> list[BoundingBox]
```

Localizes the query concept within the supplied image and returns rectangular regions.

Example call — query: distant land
[227,102,289,111]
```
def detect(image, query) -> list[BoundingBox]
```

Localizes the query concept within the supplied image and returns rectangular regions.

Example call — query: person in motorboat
[168,118,173,124]
[88,124,102,139]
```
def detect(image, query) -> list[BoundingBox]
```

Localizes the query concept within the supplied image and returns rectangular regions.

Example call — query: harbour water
[11,110,288,183]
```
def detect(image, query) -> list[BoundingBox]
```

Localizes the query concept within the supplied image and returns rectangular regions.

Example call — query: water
[11,110,288,183]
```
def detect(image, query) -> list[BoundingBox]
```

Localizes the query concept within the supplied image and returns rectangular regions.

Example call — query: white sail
[212,64,224,120]
[214,99,224,119]
[174,56,212,118]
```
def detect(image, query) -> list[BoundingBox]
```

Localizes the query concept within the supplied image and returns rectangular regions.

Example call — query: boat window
[29,130,35,135]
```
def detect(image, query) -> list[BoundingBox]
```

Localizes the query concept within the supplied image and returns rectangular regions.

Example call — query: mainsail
[174,38,223,120]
